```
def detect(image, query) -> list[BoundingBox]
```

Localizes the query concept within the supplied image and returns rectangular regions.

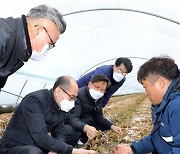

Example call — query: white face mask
[113,72,124,82]
[60,99,75,112]
[89,88,104,100]
[30,44,49,61]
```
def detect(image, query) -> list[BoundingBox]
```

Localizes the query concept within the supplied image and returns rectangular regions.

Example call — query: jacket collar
[21,15,32,61]
[171,70,180,92]
[49,89,60,112]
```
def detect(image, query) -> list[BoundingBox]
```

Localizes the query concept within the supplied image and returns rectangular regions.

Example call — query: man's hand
[84,125,97,139]
[110,125,122,134]
[72,148,97,154]
[109,144,133,154]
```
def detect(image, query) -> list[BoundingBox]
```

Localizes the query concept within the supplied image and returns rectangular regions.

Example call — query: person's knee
[15,146,46,154]
[6,145,47,154]
[25,146,47,154]
[66,125,82,136]
[64,125,82,145]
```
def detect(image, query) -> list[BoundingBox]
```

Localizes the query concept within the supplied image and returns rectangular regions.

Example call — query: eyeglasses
[118,68,128,76]
[60,87,77,101]
[43,27,55,49]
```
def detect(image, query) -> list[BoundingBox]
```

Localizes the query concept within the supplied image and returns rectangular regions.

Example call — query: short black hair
[137,55,178,83]
[53,76,71,91]
[90,74,111,88]
[115,57,133,73]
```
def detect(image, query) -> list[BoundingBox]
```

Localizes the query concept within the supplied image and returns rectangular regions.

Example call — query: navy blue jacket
[0,15,32,89]
[0,89,73,154]
[132,72,180,154]
[69,87,113,131]
[77,65,125,107]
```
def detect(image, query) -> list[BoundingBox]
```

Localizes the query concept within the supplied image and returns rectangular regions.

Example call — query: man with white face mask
[0,4,66,91]
[0,76,96,154]
[109,56,180,154]
[77,57,133,107]
[69,74,122,145]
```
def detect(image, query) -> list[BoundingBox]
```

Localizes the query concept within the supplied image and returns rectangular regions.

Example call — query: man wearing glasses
[77,57,133,107]
[69,74,122,145]
[0,4,66,91]
[0,76,96,154]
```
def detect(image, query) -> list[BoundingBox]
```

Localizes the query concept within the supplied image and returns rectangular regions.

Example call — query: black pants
[63,124,82,146]
[4,145,47,154]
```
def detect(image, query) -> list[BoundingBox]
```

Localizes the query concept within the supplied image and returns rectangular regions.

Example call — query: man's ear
[33,24,40,39]
[55,87,61,96]
[88,81,92,88]
[158,77,166,89]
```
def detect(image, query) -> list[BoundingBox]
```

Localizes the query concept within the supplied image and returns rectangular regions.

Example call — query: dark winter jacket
[0,15,31,89]
[69,87,113,131]
[77,65,125,107]
[0,89,73,154]
[132,71,180,154]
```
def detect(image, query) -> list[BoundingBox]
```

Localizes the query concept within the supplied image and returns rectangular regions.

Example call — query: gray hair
[26,4,66,34]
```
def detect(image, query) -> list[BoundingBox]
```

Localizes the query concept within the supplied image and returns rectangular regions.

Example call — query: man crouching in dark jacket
[69,74,122,145]
[0,76,96,154]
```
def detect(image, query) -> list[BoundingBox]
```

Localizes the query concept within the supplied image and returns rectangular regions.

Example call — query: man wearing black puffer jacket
[0,4,66,90]
[69,74,122,145]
